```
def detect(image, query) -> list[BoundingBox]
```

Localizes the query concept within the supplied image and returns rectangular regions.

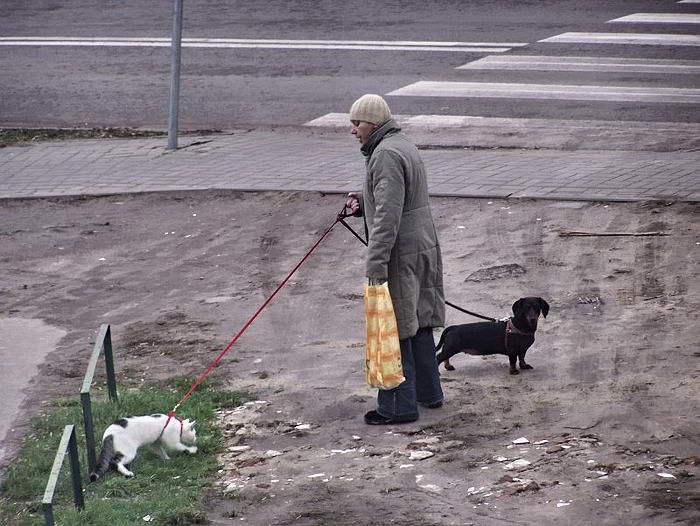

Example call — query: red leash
[162,205,351,427]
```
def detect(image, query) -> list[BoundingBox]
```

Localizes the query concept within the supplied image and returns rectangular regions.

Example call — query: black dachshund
[436,297,550,375]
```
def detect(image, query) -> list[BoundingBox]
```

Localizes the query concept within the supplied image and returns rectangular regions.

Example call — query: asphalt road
[0,0,699,130]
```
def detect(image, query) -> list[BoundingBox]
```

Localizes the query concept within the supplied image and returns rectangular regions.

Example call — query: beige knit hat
[349,94,392,125]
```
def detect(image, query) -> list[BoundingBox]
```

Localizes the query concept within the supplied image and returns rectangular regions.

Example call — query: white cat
[90,414,197,481]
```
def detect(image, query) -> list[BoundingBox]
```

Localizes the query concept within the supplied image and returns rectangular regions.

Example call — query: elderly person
[345,94,445,425]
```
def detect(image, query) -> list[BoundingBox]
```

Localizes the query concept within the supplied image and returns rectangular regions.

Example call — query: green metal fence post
[103,325,118,401]
[42,502,54,526]
[42,425,84,526]
[80,391,96,475]
[67,426,84,510]
[80,323,118,476]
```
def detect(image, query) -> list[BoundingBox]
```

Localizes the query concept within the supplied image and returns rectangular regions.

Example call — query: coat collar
[361,118,401,158]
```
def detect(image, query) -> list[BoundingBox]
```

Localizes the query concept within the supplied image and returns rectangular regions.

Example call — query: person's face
[351,120,377,145]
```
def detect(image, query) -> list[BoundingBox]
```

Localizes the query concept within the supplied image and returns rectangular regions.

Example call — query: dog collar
[506,318,535,336]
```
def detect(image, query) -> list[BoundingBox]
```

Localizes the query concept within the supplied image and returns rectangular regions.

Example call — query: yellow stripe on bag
[364,282,405,390]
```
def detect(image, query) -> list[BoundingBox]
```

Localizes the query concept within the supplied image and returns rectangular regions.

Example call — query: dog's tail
[435,327,452,353]
[90,434,115,482]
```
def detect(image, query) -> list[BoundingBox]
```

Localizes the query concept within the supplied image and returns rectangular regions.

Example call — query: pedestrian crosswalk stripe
[608,13,700,24]
[304,113,700,133]
[539,32,700,46]
[0,37,527,53]
[678,0,700,3]
[457,55,700,74]
[387,81,700,103]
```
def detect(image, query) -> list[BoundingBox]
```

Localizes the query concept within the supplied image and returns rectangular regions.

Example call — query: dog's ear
[512,298,524,315]
[538,298,550,318]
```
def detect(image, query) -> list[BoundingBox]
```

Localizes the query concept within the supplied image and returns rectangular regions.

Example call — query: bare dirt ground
[1,191,699,525]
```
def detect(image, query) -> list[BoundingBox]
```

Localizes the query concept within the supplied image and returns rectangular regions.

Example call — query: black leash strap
[339,218,367,246]
[339,218,497,322]
[445,300,497,322]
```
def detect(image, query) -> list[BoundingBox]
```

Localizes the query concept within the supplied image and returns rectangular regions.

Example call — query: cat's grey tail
[90,434,115,482]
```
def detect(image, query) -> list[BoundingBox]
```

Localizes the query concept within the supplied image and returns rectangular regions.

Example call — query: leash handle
[337,202,359,221]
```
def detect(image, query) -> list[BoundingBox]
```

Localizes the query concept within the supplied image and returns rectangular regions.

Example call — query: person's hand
[345,192,361,217]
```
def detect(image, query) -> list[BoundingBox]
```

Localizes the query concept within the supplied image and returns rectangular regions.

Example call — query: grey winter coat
[359,119,445,340]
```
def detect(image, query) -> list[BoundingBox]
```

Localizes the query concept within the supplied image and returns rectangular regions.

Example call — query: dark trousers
[377,327,443,419]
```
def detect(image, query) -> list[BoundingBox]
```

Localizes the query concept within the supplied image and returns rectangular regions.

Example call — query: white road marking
[678,1,700,4]
[387,81,700,103]
[608,13,700,24]
[304,113,700,131]
[0,37,527,53]
[457,55,700,74]
[539,32,700,46]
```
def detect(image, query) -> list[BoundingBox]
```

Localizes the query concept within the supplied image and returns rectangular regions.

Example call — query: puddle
[0,317,66,465]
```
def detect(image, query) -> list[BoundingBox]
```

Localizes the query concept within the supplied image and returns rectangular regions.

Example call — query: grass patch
[0,377,247,525]
[0,127,167,147]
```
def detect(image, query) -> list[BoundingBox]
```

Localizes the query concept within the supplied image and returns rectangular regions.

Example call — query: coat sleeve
[366,150,405,279]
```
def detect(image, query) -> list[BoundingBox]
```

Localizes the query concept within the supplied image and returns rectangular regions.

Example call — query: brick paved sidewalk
[1,130,698,201]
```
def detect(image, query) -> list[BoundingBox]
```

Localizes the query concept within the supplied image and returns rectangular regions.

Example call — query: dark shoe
[364,410,418,425]
[421,400,443,409]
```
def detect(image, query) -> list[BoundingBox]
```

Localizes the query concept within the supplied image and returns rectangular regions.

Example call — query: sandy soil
[1,191,699,525]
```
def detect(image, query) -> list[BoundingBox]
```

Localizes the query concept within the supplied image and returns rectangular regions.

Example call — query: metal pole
[167,0,184,150]
[67,427,85,510]
[80,392,96,475]
[103,325,118,401]
[43,425,83,525]
[43,502,54,526]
